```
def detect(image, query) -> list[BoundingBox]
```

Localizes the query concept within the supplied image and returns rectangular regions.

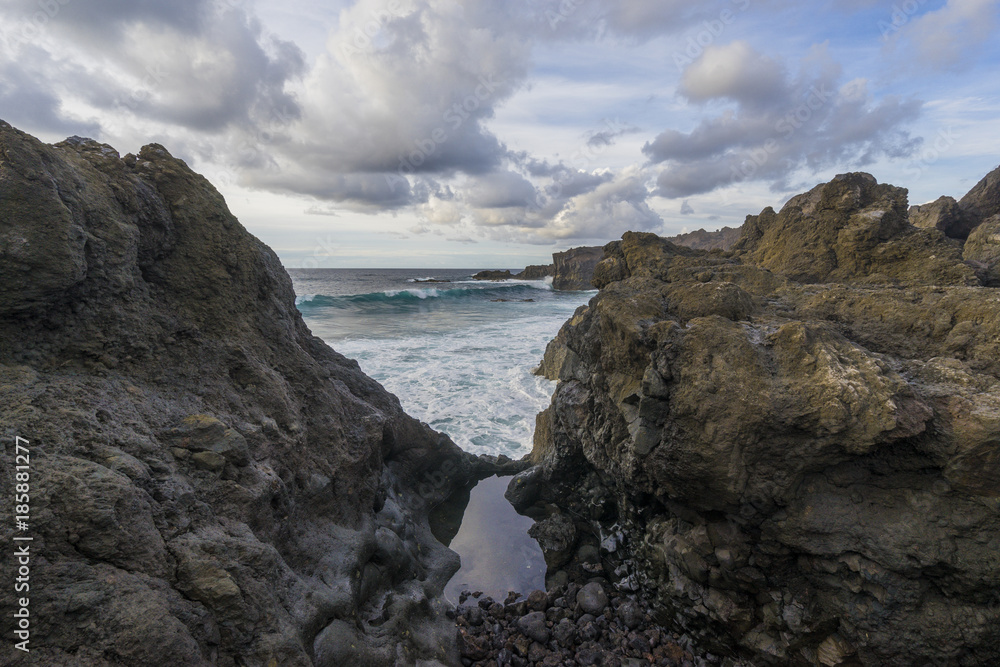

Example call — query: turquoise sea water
[290,268,592,599]
[289,268,592,458]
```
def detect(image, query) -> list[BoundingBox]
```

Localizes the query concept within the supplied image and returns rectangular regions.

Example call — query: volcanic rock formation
[522,172,1000,666]
[0,122,479,666]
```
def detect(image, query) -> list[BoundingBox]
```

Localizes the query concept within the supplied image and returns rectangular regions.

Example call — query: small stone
[553,618,577,648]
[516,611,549,643]
[526,589,548,611]
[577,582,609,615]
[457,628,490,661]
[466,605,484,626]
[618,599,643,630]
[527,640,548,663]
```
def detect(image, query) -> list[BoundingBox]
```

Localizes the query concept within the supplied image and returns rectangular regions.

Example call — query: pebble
[577,582,609,615]
[454,581,754,667]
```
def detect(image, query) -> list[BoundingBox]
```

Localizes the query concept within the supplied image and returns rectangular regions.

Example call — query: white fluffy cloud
[645,42,923,198]
[0,0,963,247]
[883,0,999,71]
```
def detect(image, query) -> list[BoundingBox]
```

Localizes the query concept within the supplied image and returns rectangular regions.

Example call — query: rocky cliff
[0,122,480,666]
[521,172,1000,665]
[552,246,604,291]
[666,227,742,252]
[515,264,555,280]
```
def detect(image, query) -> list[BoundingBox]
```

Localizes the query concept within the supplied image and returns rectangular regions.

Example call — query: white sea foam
[332,305,584,457]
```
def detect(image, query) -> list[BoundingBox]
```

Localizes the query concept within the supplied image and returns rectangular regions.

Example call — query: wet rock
[528,512,577,568]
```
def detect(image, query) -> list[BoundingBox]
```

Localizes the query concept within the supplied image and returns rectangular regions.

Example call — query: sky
[1,0,998,268]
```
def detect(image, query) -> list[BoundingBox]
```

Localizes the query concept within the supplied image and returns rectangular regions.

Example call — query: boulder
[732,172,976,285]
[964,214,1000,286]
[908,195,976,239]
[958,163,1000,226]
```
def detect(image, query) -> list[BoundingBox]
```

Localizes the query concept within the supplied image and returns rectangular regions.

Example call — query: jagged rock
[958,163,1000,225]
[552,246,605,290]
[527,172,1000,666]
[733,172,977,285]
[964,214,1000,286]
[0,121,475,666]
[528,513,577,568]
[666,226,742,251]
[908,195,976,239]
[472,269,514,280]
[515,264,555,279]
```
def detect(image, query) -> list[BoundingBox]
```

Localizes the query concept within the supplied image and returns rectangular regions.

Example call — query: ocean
[288,268,593,458]
[288,268,594,600]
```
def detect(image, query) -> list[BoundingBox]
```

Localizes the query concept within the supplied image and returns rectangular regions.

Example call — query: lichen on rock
[523,171,1000,666]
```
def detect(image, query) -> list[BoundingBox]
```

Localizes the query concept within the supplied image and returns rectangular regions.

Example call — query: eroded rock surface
[552,246,604,291]
[526,173,1000,665]
[0,122,476,666]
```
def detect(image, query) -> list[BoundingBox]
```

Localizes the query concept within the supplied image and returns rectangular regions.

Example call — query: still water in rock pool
[289,268,593,598]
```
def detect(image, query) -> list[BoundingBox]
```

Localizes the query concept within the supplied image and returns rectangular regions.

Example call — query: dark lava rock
[515,264,555,280]
[0,121,473,666]
[516,611,550,643]
[473,269,514,280]
[552,245,604,290]
[528,512,577,568]
[526,589,549,611]
[618,599,643,630]
[577,582,610,616]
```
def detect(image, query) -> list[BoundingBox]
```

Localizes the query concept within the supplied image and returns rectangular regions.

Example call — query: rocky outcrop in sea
[522,171,1000,665]
[552,247,604,291]
[665,227,742,252]
[0,121,488,665]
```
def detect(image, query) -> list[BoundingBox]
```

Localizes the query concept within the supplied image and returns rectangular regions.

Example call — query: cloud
[680,200,694,215]
[1,1,305,137]
[0,48,100,136]
[883,0,999,72]
[679,41,786,108]
[645,42,923,198]
[463,171,538,209]
[586,123,642,148]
